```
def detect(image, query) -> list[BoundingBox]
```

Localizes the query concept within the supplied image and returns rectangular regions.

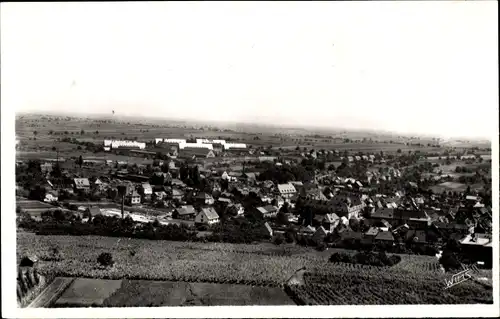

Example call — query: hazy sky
[1,2,498,138]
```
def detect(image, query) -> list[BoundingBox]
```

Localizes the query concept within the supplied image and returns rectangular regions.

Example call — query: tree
[276,211,289,226]
[33,130,38,136]
[76,155,84,168]
[397,149,402,154]
[273,234,285,245]
[80,129,85,135]
[97,252,114,267]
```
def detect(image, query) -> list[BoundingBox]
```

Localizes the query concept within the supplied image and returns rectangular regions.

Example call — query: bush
[329,251,401,267]
[273,234,284,245]
[316,243,327,251]
[97,252,114,267]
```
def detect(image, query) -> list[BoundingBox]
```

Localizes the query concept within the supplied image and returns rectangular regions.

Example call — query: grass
[54,278,123,307]
[99,280,294,307]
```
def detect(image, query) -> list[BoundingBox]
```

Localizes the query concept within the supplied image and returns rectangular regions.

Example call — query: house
[226,203,244,216]
[127,191,141,205]
[196,192,215,205]
[243,172,258,184]
[330,194,365,219]
[312,226,329,244]
[374,231,395,244]
[256,205,278,218]
[363,227,380,244]
[171,188,184,201]
[399,210,431,229]
[195,207,220,225]
[263,222,273,238]
[43,191,59,203]
[340,231,364,243]
[153,191,167,201]
[178,147,215,159]
[85,207,102,218]
[307,188,328,201]
[218,197,233,205]
[73,178,90,192]
[276,183,297,199]
[173,205,196,220]
[140,183,153,200]
[323,213,340,231]
[91,178,107,192]
[405,230,428,246]
[41,163,53,174]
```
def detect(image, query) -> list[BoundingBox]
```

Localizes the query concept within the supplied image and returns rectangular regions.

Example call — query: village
[16,135,493,269]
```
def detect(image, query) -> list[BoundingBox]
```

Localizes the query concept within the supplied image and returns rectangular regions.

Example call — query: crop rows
[17,233,493,305]
[288,270,493,305]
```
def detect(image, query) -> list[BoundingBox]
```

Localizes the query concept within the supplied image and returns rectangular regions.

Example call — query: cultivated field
[17,233,493,305]
[430,182,484,194]
[18,114,489,160]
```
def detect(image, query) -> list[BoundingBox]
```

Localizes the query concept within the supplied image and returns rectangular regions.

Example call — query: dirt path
[27,277,75,308]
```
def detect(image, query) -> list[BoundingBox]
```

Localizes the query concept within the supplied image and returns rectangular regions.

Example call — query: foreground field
[17,233,493,305]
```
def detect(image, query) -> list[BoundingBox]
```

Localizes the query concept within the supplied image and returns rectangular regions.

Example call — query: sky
[1,1,498,139]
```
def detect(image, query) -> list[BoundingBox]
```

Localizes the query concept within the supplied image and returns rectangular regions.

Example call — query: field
[54,278,123,307]
[32,277,294,307]
[17,114,489,161]
[16,199,73,220]
[287,270,493,305]
[430,182,485,194]
[17,232,493,305]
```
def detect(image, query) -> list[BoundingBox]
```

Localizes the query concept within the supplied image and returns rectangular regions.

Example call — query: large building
[104,140,146,150]
[223,143,247,150]
[179,142,213,150]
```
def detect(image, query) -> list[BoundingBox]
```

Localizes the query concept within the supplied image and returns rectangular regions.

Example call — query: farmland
[17,233,493,305]
[54,278,123,307]
[17,113,489,159]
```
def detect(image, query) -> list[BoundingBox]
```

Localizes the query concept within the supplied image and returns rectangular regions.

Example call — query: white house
[104,139,146,150]
[44,192,59,203]
[164,138,187,144]
[195,207,220,225]
[128,191,141,205]
[227,203,245,216]
[223,143,247,150]
[179,142,213,150]
[276,183,297,199]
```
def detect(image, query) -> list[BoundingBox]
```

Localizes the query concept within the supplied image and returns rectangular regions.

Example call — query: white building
[195,207,220,225]
[104,140,146,150]
[276,183,297,198]
[179,142,213,150]
[164,138,187,144]
[223,143,247,150]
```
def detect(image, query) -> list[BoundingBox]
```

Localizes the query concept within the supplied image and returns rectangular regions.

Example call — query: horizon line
[15,110,492,143]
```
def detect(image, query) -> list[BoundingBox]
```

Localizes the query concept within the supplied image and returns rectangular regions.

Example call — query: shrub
[97,252,114,267]
[273,234,284,245]
[316,243,327,251]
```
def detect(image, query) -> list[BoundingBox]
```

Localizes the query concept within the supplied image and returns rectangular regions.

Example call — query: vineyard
[285,270,493,305]
[17,233,493,305]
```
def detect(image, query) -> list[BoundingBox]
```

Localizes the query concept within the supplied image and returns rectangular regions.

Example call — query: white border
[2,1,499,318]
